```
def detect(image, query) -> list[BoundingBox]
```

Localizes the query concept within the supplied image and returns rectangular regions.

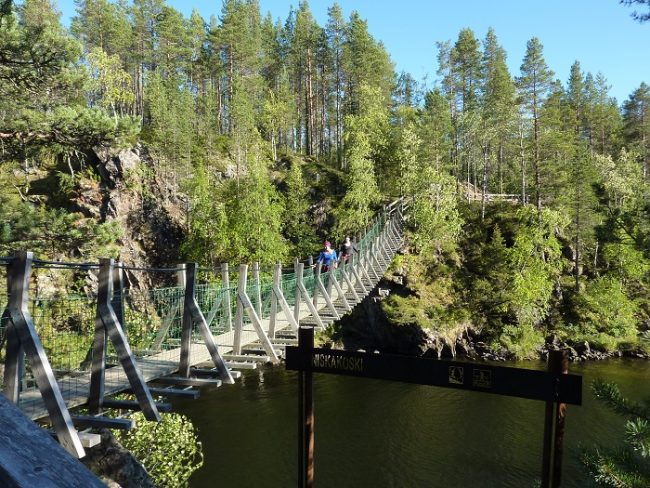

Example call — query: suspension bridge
[0,198,407,466]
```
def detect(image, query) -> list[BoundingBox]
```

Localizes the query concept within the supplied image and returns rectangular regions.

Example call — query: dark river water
[172,358,650,488]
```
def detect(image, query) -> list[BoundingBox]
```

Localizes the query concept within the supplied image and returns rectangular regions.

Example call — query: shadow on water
[173,358,650,488]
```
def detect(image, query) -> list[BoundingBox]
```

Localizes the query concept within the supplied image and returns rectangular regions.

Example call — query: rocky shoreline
[455,335,650,363]
[331,281,650,364]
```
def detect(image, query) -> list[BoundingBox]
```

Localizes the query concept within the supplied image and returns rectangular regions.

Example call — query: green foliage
[401,121,463,260]
[502,206,567,328]
[87,46,134,117]
[0,1,138,160]
[572,277,639,351]
[582,380,650,487]
[181,164,228,266]
[222,149,288,265]
[283,159,318,257]
[382,254,471,346]
[116,412,204,488]
[335,85,383,237]
[0,176,122,258]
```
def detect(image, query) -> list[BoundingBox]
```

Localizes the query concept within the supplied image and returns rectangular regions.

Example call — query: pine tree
[71,0,132,58]
[623,83,650,180]
[224,146,287,265]
[182,164,228,265]
[517,37,554,212]
[400,121,462,258]
[283,159,317,256]
[326,2,346,167]
[335,84,383,237]
[479,27,517,217]
[621,0,650,22]
[0,0,137,160]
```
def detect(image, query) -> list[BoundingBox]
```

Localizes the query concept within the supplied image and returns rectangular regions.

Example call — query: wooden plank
[154,377,222,388]
[138,387,200,399]
[78,432,102,448]
[225,361,258,370]
[72,415,134,430]
[222,354,271,362]
[0,394,104,488]
[102,399,172,413]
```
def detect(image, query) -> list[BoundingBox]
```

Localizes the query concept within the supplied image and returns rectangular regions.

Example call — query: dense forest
[1,0,649,357]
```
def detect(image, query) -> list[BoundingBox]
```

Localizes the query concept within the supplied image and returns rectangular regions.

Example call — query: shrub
[116,412,203,487]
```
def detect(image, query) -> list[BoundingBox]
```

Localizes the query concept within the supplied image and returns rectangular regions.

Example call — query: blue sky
[56,0,649,104]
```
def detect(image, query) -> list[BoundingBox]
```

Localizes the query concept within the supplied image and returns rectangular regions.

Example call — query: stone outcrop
[81,429,154,488]
[78,145,187,288]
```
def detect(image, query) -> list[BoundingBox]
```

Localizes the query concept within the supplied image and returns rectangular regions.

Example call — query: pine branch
[620,0,650,22]
[626,419,650,458]
[593,379,650,419]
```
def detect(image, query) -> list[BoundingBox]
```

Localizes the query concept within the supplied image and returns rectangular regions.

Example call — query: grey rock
[81,429,154,488]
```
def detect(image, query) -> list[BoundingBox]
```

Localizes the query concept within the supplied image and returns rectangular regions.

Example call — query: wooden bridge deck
[19,227,402,421]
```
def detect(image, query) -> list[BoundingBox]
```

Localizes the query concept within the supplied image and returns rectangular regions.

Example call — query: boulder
[81,429,154,488]
[93,148,141,189]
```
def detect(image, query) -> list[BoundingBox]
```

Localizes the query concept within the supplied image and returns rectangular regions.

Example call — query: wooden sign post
[286,326,582,488]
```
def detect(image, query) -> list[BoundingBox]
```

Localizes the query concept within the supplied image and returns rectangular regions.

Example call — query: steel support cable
[32,259,100,270]
[115,265,185,273]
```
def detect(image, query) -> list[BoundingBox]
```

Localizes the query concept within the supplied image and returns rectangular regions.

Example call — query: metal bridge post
[314,263,340,319]
[339,260,360,303]
[271,263,299,334]
[348,253,368,296]
[179,263,193,376]
[329,263,351,312]
[2,251,85,458]
[151,264,184,351]
[296,263,324,328]
[293,258,302,323]
[252,262,263,319]
[312,261,320,308]
[111,262,125,327]
[367,242,380,282]
[221,263,233,332]
[237,264,279,363]
[92,258,160,422]
[269,264,279,338]
[314,264,322,308]
[183,263,235,383]
[233,264,245,355]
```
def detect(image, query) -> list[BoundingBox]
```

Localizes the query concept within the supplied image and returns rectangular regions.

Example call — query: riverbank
[322,277,650,364]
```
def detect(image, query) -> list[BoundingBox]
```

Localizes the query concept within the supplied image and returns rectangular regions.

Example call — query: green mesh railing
[119,286,185,356]
[0,201,401,405]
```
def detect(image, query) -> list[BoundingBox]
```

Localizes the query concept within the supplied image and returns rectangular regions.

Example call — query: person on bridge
[339,236,357,264]
[316,241,337,272]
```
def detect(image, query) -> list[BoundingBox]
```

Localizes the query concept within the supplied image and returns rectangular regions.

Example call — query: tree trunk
[481,145,489,221]
[306,49,315,156]
[533,104,542,213]
[520,125,527,204]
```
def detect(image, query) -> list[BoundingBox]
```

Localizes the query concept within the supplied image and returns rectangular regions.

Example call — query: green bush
[573,276,639,350]
[116,412,204,487]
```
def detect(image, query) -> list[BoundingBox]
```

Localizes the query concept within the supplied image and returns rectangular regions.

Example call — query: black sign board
[286,346,582,405]
[289,327,580,488]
